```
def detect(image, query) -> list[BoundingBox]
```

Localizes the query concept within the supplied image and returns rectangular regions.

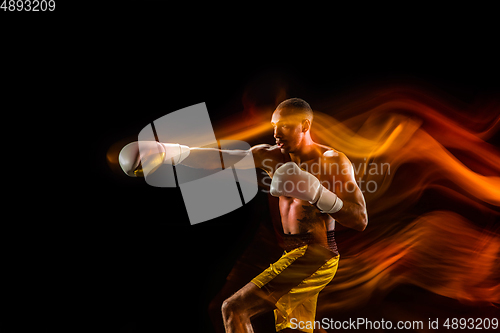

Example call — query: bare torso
[257,144,337,236]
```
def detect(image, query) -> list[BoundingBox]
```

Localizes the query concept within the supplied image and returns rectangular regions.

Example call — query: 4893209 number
[443,317,498,330]
[1,0,55,11]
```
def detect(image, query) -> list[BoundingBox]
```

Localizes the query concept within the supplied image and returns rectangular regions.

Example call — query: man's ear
[302,119,311,132]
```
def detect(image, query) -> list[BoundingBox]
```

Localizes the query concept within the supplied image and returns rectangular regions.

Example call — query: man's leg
[221,281,276,333]
[222,245,338,332]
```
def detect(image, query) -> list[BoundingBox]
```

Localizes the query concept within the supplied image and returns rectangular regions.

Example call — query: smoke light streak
[205,85,500,310]
[108,84,500,312]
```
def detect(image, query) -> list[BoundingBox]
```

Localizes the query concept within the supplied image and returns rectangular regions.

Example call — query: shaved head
[275,98,313,124]
[272,97,314,128]
[271,98,314,153]
[276,98,313,115]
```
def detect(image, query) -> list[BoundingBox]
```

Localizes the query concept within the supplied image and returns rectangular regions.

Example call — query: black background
[90,29,500,332]
[2,2,499,332]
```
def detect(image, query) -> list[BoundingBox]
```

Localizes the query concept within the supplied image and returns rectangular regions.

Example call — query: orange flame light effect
[213,85,500,310]
[108,84,500,313]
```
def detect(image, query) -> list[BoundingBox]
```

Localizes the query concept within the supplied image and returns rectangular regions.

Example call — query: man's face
[271,108,307,153]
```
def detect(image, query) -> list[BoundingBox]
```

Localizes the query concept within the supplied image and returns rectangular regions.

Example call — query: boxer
[119,98,368,333]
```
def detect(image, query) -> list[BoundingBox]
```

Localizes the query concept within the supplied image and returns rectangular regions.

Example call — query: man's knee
[221,295,243,318]
[222,282,274,322]
[221,298,231,316]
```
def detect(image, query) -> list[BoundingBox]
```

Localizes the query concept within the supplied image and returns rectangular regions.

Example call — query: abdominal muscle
[262,146,335,236]
[279,196,335,235]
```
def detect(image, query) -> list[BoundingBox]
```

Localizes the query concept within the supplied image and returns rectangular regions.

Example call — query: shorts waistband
[282,230,338,255]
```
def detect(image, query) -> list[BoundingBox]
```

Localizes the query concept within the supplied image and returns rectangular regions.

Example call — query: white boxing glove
[270,162,343,214]
[119,141,190,177]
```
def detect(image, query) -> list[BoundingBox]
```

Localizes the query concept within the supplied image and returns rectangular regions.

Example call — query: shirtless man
[119,98,368,333]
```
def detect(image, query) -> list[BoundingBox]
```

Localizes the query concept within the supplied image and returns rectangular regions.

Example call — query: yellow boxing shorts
[251,243,339,333]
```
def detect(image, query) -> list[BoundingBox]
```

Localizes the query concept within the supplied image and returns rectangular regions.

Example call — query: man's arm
[324,153,368,231]
[118,141,271,176]
[269,156,368,232]
[182,144,271,170]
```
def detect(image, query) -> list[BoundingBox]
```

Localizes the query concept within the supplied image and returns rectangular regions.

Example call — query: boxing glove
[119,141,190,177]
[270,162,343,214]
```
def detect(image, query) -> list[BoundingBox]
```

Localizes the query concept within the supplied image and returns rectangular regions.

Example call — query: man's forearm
[327,201,368,231]
[119,141,259,177]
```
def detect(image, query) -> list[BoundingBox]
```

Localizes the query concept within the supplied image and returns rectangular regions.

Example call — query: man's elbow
[355,211,368,231]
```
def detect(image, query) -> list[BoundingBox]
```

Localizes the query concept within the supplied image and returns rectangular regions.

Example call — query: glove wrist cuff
[314,186,344,214]
[159,143,191,165]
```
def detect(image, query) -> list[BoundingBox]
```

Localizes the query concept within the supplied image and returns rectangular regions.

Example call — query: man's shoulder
[316,144,350,164]
[251,144,281,156]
